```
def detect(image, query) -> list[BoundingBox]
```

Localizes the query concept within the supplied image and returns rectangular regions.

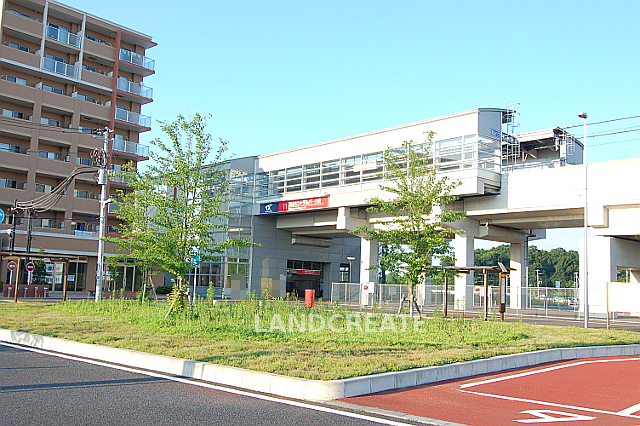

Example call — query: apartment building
[0,0,154,293]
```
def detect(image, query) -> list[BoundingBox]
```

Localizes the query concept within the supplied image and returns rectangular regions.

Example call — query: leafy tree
[105,114,251,310]
[356,135,466,307]
[473,244,579,287]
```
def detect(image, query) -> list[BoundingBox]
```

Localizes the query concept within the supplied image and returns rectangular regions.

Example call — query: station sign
[287,269,321,275]
[7,261,17,271]
[260,196,329,214]
[25,262,35,272]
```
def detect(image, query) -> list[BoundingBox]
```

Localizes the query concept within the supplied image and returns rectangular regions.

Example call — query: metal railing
[119,48,155,71]
[42,57,77,78]
[115,108,151,128]
[116,78,153,99]
[46,24,80,47]
[113,136,149,157]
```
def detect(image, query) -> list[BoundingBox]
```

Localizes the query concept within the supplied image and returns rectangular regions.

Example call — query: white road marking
[619,403,640,416]
[514,409,596,423]
[459,389,640,420]
[460,357,640,390]
[0,342,412,426]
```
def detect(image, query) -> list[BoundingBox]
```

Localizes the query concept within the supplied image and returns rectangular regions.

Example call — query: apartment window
[5,75,27,85]
[8,9,31,19]
[78,126,95,134]
[46,54,66,64]
[42,85,64,95]
[0,178,19,189]
[40,117,61,127]
[0,143,21,153]
[3,109,25,119]
[84,34,106,45]
[73,93,98,104]
[73,189,93,199]
[8,42,29,53]
[82,64,98,73]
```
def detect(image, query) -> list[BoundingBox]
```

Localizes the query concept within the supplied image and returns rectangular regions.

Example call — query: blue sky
[63,0,639,250]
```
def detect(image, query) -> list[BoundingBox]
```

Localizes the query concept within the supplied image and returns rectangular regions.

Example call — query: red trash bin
[304,288,315,307]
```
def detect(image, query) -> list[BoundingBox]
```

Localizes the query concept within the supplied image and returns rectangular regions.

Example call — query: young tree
[105,114,250,309]
[356,134,466,311]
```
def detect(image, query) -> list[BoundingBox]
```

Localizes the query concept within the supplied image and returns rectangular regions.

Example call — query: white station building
[196,107,640,316]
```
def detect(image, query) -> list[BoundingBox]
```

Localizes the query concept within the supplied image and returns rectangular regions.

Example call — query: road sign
[0,208,4,223]
[25,262,35,272]
[7,261,17,271]
[191,248,200,266]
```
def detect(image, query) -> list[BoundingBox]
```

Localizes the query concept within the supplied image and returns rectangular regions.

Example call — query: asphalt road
[0,343,418,426]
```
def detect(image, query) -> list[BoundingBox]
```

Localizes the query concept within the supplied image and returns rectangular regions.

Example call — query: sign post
[190,249,200,312]
[25,261,35,286]
[7,261,17,302]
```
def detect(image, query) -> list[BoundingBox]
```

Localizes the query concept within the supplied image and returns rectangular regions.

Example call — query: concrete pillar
[359,238,378,284]
[454,230,475,311]
[586,236,640,316]
[509,241,527,309]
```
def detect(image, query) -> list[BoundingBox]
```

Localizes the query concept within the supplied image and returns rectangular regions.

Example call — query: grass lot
[1,298,638,380]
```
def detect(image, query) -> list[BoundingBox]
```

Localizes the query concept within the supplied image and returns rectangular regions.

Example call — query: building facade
[191,107,639,317]
[0,0,154,292]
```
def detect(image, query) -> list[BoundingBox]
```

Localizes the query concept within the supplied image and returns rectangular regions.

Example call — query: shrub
[155,285,173,295]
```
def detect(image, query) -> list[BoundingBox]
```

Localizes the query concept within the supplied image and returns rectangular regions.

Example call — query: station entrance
[286,260,324,299]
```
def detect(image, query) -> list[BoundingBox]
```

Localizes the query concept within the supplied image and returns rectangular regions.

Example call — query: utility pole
[9,199,17,252]
[94,127,112,302]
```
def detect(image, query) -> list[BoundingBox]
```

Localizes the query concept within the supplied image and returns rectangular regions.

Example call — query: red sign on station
[7,261,17,271]
[25,262,35,272]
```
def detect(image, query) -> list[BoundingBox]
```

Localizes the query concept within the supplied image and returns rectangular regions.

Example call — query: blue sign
[191,248,200,266]
[260,202,280,214]
[0,208,4,223]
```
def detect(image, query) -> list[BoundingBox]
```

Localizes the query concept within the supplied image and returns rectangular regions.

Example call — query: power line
[562,115,640,129]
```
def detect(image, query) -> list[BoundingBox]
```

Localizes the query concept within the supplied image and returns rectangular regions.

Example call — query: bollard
[305,288,315,307]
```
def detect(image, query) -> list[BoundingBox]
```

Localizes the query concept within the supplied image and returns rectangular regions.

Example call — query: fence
[330,282,639,323]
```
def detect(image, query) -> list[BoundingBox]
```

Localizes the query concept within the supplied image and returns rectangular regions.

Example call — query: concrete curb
[1,328,638,401]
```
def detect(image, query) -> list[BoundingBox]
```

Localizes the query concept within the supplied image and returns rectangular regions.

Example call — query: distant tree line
[474,244,578,288]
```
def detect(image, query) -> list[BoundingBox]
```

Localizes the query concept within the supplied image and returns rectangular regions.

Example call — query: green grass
[0,298,638,380]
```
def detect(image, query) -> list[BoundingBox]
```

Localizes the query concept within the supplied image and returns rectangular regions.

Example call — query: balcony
[114,108,151,129]
[116,78,153,102]
[113,136,149,158]
[42,56,78,78]
[46,24,80,49]
[119,48,154,76]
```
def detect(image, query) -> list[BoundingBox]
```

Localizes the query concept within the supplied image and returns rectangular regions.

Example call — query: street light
[346,256,356,283]
[578,111,589,328]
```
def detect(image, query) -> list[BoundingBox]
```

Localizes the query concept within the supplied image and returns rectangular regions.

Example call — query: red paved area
[341,356,640,425]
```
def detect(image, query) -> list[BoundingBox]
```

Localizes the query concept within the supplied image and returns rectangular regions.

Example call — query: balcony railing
[117,78,153,99]
[46,24,80,47]
[42,57,78,78]
[119,48,155,71]
[115,108,151,128]
[113,136,149,157]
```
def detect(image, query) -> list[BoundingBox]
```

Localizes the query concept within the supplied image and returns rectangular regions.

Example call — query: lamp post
[578,111,589,328]
[346,256,356,283]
